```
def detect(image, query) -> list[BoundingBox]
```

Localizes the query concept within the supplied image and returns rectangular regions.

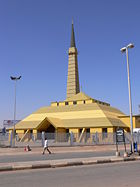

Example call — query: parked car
[133,128,140,133]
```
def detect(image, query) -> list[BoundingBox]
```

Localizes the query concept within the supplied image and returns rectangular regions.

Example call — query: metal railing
[1,132,140,148]
[0,132,10,147]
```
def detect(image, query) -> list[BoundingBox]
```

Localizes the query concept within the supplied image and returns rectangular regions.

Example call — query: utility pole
[10,76,21,147]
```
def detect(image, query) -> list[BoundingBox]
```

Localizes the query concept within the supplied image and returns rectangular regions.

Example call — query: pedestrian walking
[42,137,51,155]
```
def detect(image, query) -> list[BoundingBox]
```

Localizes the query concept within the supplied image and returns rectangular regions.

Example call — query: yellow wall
[120,117,136,128]
[59,102,65,106]
[107,128,114,133]
[90,127,116,133]
[69,129,79,142]
[133,118,136,128]
[90,128,102,133]
[69,128,79,133]
[90,128,102,142]
[33,129,37,139]
[56,128,66,133]
[77,101,84,105]
[16,130,24,134]
[51,102,58,107]
[33,129,37,134]
[135,117,140,128]
[124,127,130,132]
[68,101,73,105]
[8,130,12,141]
[16,130,25,139]
[9,130,12,134]
[55,128,66,142]
[85,100,93,104]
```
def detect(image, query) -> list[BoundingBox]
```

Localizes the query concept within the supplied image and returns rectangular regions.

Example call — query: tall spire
[67,21,80,98]
[70,20,76,47]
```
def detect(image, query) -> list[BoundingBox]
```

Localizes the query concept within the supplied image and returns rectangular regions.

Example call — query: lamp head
[17,76,21,80]
[10,76,16,80]
[127,43,134,49]
[120,47,126,53]
[10,76,21,80]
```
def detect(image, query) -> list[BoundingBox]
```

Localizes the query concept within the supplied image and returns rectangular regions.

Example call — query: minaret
[66,21,80,98]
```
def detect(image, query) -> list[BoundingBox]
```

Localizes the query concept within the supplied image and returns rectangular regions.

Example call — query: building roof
[9,102,128,130]
[119,114,140,118]
[65,92,91,101]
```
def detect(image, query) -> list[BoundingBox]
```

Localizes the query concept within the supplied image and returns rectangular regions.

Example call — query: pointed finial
[81,85,82,92]
[70,19,76,47]
[72,18,74,25]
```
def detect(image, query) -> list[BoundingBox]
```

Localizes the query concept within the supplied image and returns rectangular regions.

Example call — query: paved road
[0,161,140,187]
[0,150,124,163]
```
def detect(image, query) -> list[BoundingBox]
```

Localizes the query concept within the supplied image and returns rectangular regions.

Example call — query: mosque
[9,22,140,141]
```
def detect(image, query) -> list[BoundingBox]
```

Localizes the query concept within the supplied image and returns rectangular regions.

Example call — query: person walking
[42,137,51,155]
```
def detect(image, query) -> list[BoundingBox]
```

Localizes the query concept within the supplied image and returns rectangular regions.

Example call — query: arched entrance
[46,124,55,133]
[45,124,55,139]
[37,119,56,139]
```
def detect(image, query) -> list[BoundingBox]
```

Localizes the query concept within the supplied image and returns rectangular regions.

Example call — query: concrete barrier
[0,156,140,172]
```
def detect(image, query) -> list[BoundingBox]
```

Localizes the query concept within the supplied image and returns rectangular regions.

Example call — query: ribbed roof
[9,102,128,130]
[65,92,92,101]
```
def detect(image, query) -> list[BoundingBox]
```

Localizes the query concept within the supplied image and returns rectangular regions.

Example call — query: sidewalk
[0,144,131,156]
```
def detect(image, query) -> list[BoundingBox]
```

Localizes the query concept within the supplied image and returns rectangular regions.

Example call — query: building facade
[9,22,132,142]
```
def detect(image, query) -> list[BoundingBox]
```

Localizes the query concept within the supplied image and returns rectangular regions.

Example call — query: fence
[0,133,10,147]
[1,132,140,148]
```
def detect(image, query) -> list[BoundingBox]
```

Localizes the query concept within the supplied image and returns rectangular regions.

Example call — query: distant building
[119,115,140,130]
[3,120,20,129]
[9,21,133,141]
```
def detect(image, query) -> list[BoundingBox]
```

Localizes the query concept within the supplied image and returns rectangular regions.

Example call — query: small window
[66,129,69,141]
[65,102,69,105]
[83,100,85,104]
[86,128,90,141]
[79,128,83,137]
[66,129,69,133]
[102,128,108,139]
[79,128,83,133]
[86,128,90,133]
[73,101,77,105]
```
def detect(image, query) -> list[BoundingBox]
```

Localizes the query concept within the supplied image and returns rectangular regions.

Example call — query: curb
[97,159,111,164]
[0,166,13,172]
[0,156,140,172]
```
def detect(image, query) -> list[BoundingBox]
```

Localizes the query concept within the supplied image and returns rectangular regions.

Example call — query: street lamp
[120,43,134,153]
[10,76,21,147]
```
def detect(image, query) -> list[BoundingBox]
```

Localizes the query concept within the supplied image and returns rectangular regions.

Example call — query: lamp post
[120,43,134,153]
[138,105,140,114]
[10,76,21,147]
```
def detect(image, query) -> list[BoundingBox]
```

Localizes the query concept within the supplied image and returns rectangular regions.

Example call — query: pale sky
[0,0,140,127]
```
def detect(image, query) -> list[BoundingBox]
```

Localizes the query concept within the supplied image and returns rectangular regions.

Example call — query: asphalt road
[0,161,140,187]
[0,150,123,163]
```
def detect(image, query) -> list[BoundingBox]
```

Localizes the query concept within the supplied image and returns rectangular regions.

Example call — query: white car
[133,128,140,133]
